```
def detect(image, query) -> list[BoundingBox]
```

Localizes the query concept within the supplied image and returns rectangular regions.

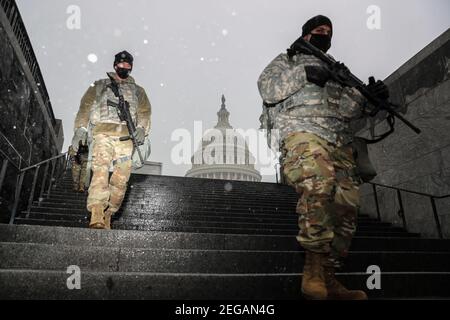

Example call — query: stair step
[34,198,300,211]
[46,191,300,205]
[13,218,420,237]
[16,213,401,232]
[3,224,446,252]
[20,211,392,227]
[32,201,300,214]
[25,208,301,220]
[1,270,449,299]
[27,206,302,217]
[2,242,449,273]
[26,205,376,222]
[23,207,378,221]
[58,179,297,192]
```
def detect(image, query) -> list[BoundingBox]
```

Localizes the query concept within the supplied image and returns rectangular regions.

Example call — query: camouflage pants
[281,132,360,268]
[71,159,88,191]
[87,134,133,214]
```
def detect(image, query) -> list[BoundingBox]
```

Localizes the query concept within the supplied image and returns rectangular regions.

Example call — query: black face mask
[309,34,331,52]
[115,67,131,79]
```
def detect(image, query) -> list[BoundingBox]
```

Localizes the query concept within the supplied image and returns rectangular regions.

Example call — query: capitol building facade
[185,95,261,182]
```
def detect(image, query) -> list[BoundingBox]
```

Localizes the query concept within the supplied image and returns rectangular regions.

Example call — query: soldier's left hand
[367,76,389,100]
[134,127,145,145]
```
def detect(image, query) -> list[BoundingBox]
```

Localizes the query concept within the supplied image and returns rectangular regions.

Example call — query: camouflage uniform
[68,145,89,192]
[258,52,367,267]
[74,72,151,217]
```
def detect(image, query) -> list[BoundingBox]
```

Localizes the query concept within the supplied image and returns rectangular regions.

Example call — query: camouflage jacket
[74,72,152,137]
[257,53,367,147]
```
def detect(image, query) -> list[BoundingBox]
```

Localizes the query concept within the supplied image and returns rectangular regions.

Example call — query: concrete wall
[359,28,450,238]
[0,1,63,221]
[132,161,163,175]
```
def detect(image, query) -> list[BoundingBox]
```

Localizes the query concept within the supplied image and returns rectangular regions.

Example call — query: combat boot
[104,209,113,230]
[301,251,328,300]
[324,266,368,300]
[89,205,106,229]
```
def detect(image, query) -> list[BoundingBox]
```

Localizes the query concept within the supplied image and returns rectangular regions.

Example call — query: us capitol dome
[185,95,261,182]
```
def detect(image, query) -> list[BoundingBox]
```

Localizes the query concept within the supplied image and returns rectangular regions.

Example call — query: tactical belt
[93,123,129,136]
[112,155,132,166]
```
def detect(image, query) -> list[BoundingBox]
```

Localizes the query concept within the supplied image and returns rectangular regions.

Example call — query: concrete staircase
[1,172,450,299]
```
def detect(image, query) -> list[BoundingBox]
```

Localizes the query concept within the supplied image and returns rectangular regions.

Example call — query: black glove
[304,65,331,87]
[71,127,88,152]
[367,76,389,100]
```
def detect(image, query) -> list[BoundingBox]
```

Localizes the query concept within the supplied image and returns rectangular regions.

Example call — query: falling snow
[224,182,233,192]
[87,53,98,63]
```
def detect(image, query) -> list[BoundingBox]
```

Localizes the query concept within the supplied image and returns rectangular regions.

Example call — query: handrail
[370,182,450,199]
[274,163,447,239]
[0,151,71,225]
[369,181,447,239]
[20,152,67,172]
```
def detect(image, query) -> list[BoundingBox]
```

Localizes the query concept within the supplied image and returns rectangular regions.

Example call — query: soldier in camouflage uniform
[68,143,89,192]
[257,15,388,300]
[72,51,152,230]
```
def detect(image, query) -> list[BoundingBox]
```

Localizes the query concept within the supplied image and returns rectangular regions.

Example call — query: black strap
[362,115,395,144]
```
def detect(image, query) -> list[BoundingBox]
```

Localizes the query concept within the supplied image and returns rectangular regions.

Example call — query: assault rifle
[106,73,144,167]
[290,37,421,142]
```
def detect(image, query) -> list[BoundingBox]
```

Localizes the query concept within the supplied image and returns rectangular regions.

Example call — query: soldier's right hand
[71,127,88,152]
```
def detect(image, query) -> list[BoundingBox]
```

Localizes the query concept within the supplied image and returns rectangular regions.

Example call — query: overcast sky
[16,0,450,181]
